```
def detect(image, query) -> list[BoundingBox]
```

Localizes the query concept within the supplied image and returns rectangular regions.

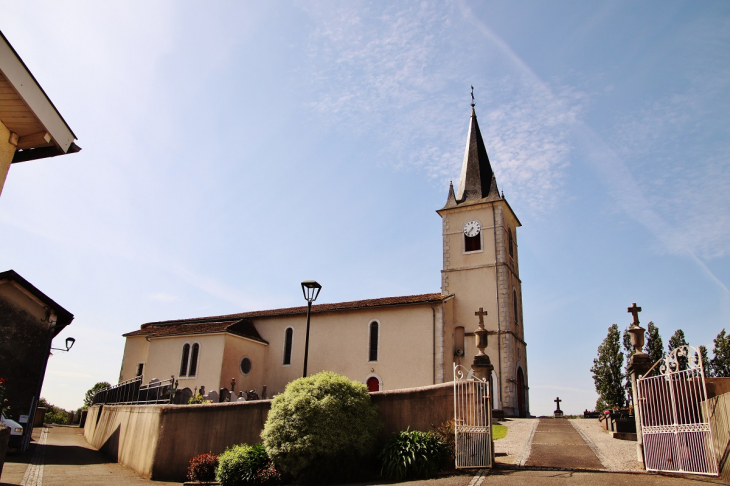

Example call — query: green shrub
[261,371,381,484]
[432,420,456,461]
[187,452,218,481]
[379,429,450,481]
[216,444,280,485]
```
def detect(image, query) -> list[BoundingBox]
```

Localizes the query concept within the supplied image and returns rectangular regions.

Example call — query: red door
[366,377,380,392]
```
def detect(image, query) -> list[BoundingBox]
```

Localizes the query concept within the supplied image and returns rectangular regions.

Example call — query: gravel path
[493,418,537,466]
[569,418,645,472]
[493,418,645,472]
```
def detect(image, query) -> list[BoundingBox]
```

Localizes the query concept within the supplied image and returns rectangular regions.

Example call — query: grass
[493,424,507,440]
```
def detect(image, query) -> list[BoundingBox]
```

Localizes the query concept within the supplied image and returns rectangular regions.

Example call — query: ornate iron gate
[636,345,718,476]
[453,364,492,468]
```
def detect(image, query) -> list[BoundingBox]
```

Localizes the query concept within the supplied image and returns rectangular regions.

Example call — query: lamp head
[65,337,76,351]
[301,280,322,303]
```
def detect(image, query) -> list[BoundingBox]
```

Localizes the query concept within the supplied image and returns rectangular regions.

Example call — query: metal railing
[93,376,176,405]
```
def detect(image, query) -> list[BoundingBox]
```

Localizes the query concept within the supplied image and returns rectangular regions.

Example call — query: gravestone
[207,390,218,403]
[219,387,230,403]
[554,397,564,418]
[176,387,193,405]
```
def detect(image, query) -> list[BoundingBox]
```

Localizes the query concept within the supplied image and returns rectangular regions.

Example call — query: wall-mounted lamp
[51,337,75,352]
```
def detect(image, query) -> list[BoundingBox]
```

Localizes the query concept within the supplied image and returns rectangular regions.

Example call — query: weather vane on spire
[471,85,475,108]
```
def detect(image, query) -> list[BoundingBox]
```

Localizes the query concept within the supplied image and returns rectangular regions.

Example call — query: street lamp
[301,280,322,378]
[51,337,76,352]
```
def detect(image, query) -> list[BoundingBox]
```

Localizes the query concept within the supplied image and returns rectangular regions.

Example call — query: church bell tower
[437,107,529,418]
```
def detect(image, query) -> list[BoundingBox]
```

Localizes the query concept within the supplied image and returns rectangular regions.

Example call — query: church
[119,107,530,417]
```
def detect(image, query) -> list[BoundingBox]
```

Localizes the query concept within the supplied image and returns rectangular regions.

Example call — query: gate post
[628,352,652,464]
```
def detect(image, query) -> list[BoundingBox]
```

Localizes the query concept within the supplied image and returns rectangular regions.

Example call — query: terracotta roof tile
[124,318,268,344]
[125,293,449,336]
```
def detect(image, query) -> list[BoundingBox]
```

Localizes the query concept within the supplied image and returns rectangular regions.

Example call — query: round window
[240,357,252,375]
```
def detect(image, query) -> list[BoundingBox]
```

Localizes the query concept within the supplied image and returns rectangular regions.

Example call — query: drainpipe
[492,204,503,410]
[431,304,436,384]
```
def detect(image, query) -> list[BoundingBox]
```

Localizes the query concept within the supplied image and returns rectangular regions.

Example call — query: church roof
[124,318,268,344]
[442,108,501,210]
[125,293,450,336]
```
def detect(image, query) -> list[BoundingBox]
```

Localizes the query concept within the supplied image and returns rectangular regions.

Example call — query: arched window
[180,343,190,377]
[179,342,200,378]
[189,343,200,376]
[465,233,481,252]
[508,229,514,259]
[513,289,518,324]
[369,321,379,362]
[283,327,293,365]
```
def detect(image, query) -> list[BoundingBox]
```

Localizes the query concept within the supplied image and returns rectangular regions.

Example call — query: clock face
[463,220,481,237]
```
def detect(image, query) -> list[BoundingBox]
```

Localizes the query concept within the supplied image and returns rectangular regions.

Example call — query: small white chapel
[119,106,530,417]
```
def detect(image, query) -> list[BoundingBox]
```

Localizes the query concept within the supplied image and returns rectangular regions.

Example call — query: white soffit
[0,32,76,153]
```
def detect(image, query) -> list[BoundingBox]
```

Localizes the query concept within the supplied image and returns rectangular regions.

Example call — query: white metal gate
[453,364,492,468]
[636,345,718,476]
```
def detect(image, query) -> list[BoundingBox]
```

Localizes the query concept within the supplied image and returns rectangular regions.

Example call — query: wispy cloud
[148,292,178,302]
[300,2,585,212]
[608,91,730,260]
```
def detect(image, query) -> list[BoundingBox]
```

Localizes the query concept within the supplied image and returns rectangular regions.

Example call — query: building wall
[253,304,438,396]
[220,335,268,397]
[0,120,15,197]
[119,336,149,382]
[0,287,52,423]
[144,334,227,396]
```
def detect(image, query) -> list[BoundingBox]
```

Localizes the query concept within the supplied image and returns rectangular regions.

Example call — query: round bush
[187,452,218,481]
[216,444,279,486]
[261,371,381,483]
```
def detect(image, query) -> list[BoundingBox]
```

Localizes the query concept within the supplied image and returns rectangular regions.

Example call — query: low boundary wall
[707,391,730,483]
[85,382,454,481]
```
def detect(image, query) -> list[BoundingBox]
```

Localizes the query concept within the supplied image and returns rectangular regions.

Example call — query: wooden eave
[0,31,80,162]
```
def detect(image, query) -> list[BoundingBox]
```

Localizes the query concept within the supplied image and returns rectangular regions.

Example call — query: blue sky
[1,1,728,415]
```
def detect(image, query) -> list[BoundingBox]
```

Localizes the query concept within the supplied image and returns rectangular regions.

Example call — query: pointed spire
[455,108,499,203]
[443,180,457,209]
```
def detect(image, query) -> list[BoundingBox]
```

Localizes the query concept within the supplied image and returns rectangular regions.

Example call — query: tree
[697,345,711,375]
[83,381,111,409]
[591,324,625,411]
[644,322,664,364]
[711,329,730,377]
[38,397,69,425]
[668,329,689,371]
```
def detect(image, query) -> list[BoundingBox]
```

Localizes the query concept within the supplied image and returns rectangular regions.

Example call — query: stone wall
[84,382,454,482]
[707,391,730,483]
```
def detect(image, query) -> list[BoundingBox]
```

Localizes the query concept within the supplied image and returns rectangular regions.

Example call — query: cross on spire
[471,85,475,108]
[628,303,642,327]
[475,307,487,326]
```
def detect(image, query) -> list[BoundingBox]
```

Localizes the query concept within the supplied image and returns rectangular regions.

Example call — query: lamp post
[301,280,322,378]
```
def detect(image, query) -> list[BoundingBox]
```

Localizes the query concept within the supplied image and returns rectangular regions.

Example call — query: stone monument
[554,397,563,418]
[471,308,494,383]
[625,303,652,464]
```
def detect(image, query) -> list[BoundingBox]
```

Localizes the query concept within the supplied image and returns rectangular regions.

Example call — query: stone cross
[628,303,642,327]
[554,397,562,411]
[475,307,487,325]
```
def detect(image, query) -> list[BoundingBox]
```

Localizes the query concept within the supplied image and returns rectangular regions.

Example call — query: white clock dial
[463,220,481,237]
